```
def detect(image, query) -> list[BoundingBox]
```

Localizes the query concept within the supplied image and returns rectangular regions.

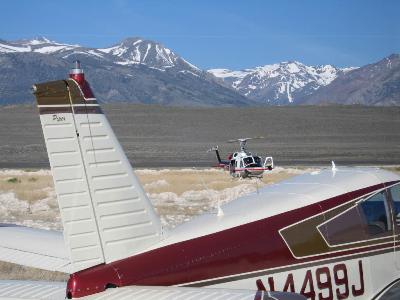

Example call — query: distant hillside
[0,37,399,106]
[298,54,400,106]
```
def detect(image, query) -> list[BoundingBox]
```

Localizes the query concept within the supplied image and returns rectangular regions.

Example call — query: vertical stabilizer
[33,62,162,273]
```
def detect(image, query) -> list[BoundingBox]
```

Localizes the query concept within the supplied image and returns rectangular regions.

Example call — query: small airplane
[0,62,399,299]
[208,138,274,178]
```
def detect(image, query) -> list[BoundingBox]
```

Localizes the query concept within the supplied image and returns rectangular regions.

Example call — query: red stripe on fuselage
[67,181,399,298]
[234,167,268,172]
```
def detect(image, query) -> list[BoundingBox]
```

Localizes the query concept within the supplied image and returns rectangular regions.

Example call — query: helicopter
[208,137,274,178]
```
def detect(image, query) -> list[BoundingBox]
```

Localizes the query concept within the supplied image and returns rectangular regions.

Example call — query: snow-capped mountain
[0,36,79,54]
[0,36,398,106]
[301,54,400,106]
[209,62,357,105]
[0,37,200,74]
[98,38,199,72]
[0,37,249,106]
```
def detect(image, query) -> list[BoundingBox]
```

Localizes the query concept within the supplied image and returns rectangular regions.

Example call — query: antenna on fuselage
[217,203,224,217]
[331,160,337,176]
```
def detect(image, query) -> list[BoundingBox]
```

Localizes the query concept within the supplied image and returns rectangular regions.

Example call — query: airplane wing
[0,280,306,300]
[0,280,66,300]
[0,226,305,299]
[0,224,71,273]
[0,225,303,299]
[83,286,305,300]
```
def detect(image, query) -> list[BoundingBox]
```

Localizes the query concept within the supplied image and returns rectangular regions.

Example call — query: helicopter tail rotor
[207,145,219,152]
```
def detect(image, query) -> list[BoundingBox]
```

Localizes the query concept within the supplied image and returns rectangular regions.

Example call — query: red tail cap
[69,60,85,84]
[68,60,96,99]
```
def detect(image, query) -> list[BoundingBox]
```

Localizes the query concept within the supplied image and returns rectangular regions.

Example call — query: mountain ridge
[208,61,358,105]
[0,37,251,106]
[299,54,400,106]
[0,37,398,106]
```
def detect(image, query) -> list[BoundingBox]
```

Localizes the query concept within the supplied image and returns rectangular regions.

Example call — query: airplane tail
[33,61,162,273]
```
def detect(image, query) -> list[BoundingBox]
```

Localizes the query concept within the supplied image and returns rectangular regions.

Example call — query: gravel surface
[0,104,399,167]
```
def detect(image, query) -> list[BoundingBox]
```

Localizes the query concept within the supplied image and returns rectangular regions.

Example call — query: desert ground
[0,105,399,168]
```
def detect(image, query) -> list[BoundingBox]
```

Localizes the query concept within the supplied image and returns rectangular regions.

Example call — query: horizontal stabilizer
[0,280,66,300]
[0,225,70,273]
[0,281,306,300]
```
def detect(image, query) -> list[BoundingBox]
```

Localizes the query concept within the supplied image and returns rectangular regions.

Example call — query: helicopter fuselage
[229,151,269,178]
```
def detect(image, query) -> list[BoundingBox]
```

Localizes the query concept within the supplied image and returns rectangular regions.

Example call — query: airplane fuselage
[68,173,400,299]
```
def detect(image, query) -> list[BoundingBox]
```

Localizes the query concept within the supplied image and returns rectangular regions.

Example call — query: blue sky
[1,0,399,69]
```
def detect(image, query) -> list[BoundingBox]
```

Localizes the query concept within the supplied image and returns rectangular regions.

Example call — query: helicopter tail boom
[208,146,230,167]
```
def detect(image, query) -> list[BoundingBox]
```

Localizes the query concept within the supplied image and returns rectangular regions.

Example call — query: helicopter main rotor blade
[226,136,265,143]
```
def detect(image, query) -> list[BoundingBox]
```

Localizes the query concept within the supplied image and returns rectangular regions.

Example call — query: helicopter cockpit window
[243,157,253,165]
[254,156,262,167]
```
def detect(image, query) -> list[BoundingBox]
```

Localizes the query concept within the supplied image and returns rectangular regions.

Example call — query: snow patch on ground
[150,183,258,227]
[180,58,200,71]
[208,68,252,79]
[341,66,359,73]
[135,168,222,175]
[0,43,31,53]
[0,192,29,213]
[34,46,71,54]
[0,169,51,176]
[144,179,170,189]
[178,70,200,77]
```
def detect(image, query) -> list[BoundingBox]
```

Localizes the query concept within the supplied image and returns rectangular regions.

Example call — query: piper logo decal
[52,114,66,122]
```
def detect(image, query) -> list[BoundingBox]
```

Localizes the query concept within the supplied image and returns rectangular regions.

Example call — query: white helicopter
[209,137,274,178]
